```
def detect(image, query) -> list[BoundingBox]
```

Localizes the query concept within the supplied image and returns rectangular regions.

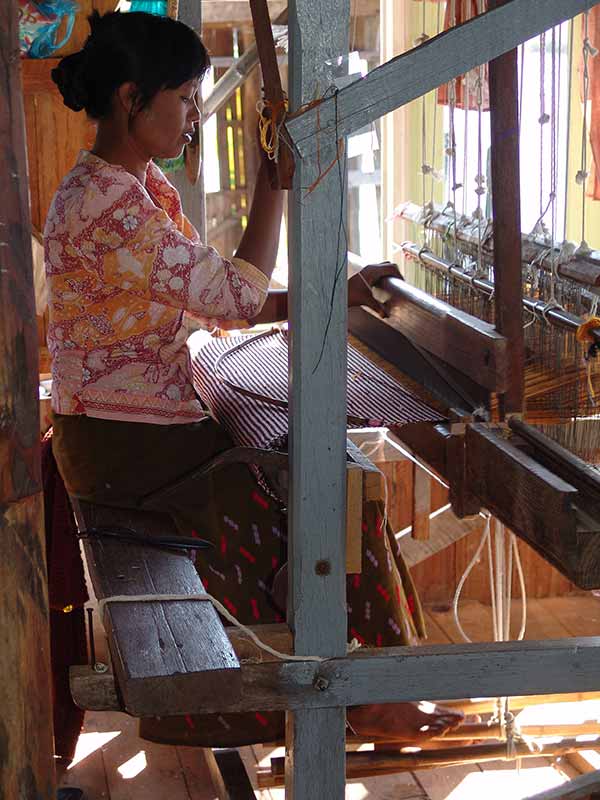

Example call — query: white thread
[98,593,361,663]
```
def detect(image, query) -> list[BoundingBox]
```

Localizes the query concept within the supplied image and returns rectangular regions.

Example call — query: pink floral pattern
[45,151,268,424]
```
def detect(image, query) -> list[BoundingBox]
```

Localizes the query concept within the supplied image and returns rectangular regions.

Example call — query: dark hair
[51,11,210,119]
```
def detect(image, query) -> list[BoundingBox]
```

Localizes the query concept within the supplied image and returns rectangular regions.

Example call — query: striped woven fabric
[190,329,444,449]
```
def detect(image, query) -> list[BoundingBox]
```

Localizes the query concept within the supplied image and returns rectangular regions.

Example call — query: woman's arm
[235,160,284,281]
[250,261,402,325]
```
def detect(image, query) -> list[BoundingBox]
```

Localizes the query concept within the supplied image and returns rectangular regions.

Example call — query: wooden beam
[465,424,580,573]
[204,749,256,800]
[489,0,524,415]
[378,277,508,392]
[249,0,294,188]
[70,636,600,716]
[285,0,349,793]
[286,0,600,157]
[0,5,56,796]
[77,501,242,717]
[348,306,491,413]
[262,740,600,787]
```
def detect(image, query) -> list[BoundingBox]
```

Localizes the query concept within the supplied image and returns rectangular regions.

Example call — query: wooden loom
[8,1,600,798]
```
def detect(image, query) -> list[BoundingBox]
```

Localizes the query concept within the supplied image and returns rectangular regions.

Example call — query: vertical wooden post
[489,0,525,416]
[0,4,56,798]
[286,0,349,795]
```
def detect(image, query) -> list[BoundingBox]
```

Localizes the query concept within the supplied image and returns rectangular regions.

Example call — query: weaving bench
[70,496,259,799]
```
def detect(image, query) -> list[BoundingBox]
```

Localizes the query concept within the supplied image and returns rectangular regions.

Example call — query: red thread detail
[252,490,269,509]
[271,556,279,570]
[191,529,199,539]
[250,598,260,620]
[375,515,383,536]
[239,546,256,564]
[255,712,269,727]
[185,715,195,730]
[376,633,383,647]
[407,594,415,615]
[220,535,227,555]
[223,597,237,615]
[376,583,390,602]
[350,627,365,645]
[353,574,361,589]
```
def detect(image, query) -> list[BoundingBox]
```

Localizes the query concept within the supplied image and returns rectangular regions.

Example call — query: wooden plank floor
[59,596,600,799]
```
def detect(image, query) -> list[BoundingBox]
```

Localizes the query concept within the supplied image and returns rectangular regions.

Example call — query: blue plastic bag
[19,0,79,59]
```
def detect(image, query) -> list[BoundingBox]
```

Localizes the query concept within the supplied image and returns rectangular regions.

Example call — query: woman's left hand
[348,261,402,315]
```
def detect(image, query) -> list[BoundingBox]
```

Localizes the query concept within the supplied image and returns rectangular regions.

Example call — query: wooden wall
[21,1,115,370]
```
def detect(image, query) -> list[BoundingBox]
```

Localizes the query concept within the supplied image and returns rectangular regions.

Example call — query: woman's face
[131,78,201,159]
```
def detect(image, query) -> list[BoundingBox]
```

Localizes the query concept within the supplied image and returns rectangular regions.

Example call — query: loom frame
[284,0,600,797]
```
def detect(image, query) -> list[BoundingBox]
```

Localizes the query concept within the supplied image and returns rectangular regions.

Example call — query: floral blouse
[44,151,268,424]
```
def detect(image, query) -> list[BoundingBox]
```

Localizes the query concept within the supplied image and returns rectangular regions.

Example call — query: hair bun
[51,51,88,112]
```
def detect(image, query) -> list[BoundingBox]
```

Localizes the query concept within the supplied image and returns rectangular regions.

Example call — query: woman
[46,10,462,749]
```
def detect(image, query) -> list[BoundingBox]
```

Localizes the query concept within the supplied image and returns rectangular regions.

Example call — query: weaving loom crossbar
[189,331,444,450]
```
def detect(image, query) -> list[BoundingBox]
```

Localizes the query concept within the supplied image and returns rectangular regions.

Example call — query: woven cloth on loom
[189,329,444,450]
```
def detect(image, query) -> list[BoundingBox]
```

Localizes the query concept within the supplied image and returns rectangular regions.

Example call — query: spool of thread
[371,286,392,305]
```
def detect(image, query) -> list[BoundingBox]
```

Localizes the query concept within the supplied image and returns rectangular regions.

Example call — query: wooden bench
[71,497,261,799]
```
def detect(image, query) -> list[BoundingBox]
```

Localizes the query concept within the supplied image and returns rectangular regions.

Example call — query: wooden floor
[59,595,600,799]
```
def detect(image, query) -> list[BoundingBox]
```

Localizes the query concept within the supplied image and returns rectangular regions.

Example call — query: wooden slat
[77,501,242,718]
[71,636,600,716]
[489,0,524,415]
[465,424,580,577]
[348,306,488,415]
[412,463,431,540]
[379,276,508,392]
[346,463,363,573]
[204,749,256,800]
[249,0,294,188]
[286,0,600,156]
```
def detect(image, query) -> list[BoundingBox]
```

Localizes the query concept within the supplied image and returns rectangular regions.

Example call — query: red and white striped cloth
[190,329,443,450]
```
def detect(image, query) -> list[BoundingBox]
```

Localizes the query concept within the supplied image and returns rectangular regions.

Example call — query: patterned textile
[52,407,428,748]
[44,151,268,425]
[190,329,444,451]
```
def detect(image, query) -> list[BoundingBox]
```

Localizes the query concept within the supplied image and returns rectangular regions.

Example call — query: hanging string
[446,0,460,261]
[539,32,547,228]
[429,0,444,212]
[578,11,594,252]
[417,0,430,243]
[97,593,361,663]
[256,97,289,164]
[473,0,487,281]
